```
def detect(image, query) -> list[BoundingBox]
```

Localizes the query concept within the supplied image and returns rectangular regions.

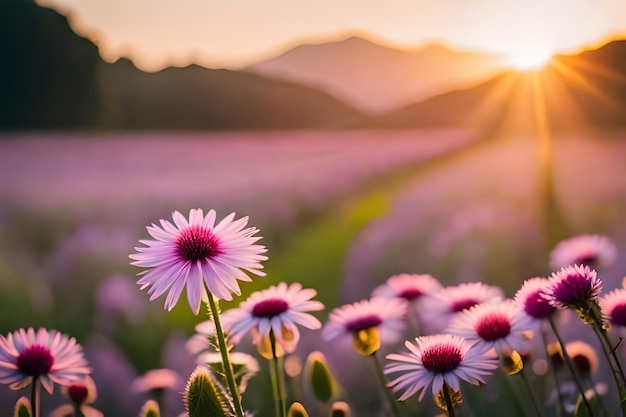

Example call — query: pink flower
[130,209,268,314]
[514,277,555,322]
[385,334,498,401]
[220,282,324,353]
[322,297,407,344]
[600,288,626,327]
[447,300,534,354]
[372,273,442,303]
[550,234,617,271]
[419,282,504,333]
[0,328,91,394]
[544,265,602,310]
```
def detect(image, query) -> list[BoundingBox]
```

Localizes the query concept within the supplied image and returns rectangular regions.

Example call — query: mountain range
[1,0,625,132]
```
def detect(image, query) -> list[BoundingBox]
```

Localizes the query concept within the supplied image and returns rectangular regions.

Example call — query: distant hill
[367,40,626,133]
[247,36,505,114]
[0,1,365,131]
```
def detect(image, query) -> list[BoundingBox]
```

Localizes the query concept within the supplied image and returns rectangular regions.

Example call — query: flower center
[524,290,555,319]
[345,315,383,333]
[610,304,626,327]
[176,225,221,262]
[398,288,424,301]
[451,298,479,312]
[16,344,54,377]
[252,298,289,318]
[475,313,512,341]
[576,254,598,269]
[553,272,594,305]
[68,384,90,405]
[422,343,463,373]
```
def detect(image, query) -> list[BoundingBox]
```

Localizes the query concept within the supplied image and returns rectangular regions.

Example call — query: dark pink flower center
[252,298,289,318]
[575,253,598,269]
[552,272,596,306]
[68,384,89,405]
[451,298,479,312]
[398,288,424,301]
[176,225,222,262]
[475,313,511,341]
[524,290,555,319]
[345,315,383,332]
[422,343,463,373]
[16,344,54,377]
[610,304,626,327]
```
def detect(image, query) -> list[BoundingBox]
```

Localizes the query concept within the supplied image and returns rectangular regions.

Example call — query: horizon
[34,0,626,72]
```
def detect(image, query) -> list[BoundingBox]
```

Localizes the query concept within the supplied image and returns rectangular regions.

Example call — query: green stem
[548,316,594,416]
[589,310,626,416]
[540,320,565,417]
[370,352,401,417]
[31,376,40,417]
[442,381,456,417]
[207,294,245,417]
[269,330,287,417]
[519,369,544,417]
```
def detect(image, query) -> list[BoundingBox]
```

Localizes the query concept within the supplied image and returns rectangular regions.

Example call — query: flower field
[0,128,625,417]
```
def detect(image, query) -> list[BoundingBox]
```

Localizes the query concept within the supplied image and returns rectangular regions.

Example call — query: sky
[37,0,626,72]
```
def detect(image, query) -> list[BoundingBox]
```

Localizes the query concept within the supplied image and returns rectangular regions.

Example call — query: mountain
[247,36,505,114]
[0,1,365,131]
[367,40,626,133]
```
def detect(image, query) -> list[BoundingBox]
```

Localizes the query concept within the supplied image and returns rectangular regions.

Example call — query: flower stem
[519,369,544,417]
[442,382,456,417]
[370,352,401,417]
[548,316,594,416]
[269,330,287,417]
[540,321,565,417]
[207,294,245,417]
[31,376,40,417]
[589,309,626,416]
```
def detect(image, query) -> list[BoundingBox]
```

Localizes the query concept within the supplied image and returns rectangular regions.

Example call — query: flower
[220,282,324,353]
[544,265,602,310]
[419,282,504,333]
[372,273,443,302]
[50,376,103,417]
[385,334,498,401]
[131,368,182,393]
[447,299,534,354]
[0,328,91,394]
[514,277,556,322]
[550,234,617,271]
[565,341,599,376]
[322,297,407,354]
[130,208,268,314]
[600,287,626,327]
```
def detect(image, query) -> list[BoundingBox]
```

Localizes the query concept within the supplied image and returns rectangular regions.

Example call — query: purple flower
[385,334,498,401]
[550,234,617,271]
[130,208,268,314]
[0,328,91,394]
[600,288,626,327]
[514,277,555,322]
[544,265,602,310]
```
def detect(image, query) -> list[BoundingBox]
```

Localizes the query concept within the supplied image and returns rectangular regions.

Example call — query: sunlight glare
[506,46,554,72]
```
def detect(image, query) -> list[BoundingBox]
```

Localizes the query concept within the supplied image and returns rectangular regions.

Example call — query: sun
[505,46,554,72]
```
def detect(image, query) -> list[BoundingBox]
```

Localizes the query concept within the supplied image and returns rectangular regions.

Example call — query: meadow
[0,128,625,416]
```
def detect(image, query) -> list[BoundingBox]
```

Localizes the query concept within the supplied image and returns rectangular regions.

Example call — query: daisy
[130,208,268,314]
[419,282,504,333]
[385,334,498,401]
[0,328,91,394]
[600,288,626,327]
[322,297,407,354]
[447,299,534,354]
[550,234,617,271]
[220,282,324,354]
[514,277,556,323]
[544,265,602,311]
[372,273,443,303]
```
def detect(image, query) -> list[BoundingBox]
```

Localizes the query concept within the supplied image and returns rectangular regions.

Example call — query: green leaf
[287,402,309,417]
[13,397,32,417]
[574,390,602,417]
[306,351,336,403]
[185,365,235,417]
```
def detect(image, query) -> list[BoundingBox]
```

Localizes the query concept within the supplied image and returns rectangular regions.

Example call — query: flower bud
[287,402,309,417]
[184,365,233,417]
[306,351,336,403]
[13,397,32,417]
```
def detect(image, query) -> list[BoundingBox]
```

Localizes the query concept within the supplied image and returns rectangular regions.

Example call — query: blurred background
[1,0,626,415]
